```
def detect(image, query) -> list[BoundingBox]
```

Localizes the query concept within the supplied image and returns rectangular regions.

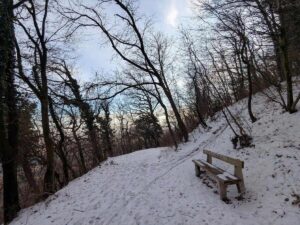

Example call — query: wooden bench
[192,150,245,201]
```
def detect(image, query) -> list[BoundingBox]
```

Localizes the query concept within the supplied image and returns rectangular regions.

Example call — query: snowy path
[10,93,300,225]
[101,120,229,225]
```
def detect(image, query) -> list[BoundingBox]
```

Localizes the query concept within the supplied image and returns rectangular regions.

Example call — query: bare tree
[62,0,189,142]
[0,0,21,222]
[197,0,299,113]
[15,0,58,195]
[51,61,106,164]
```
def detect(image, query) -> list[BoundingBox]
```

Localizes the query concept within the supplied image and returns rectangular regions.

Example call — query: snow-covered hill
[10,91,300,225]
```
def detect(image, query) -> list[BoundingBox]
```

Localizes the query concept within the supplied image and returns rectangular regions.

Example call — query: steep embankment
[10,91,300,225]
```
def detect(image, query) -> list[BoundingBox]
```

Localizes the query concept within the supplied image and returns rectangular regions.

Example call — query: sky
[73,0,193,82]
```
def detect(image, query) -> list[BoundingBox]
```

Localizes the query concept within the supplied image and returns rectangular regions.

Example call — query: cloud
[166,3,178,27]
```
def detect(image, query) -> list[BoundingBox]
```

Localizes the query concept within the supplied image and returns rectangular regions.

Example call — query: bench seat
[193,159,240,184]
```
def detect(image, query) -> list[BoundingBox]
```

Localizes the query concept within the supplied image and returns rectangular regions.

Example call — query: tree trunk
[246,60,257,123]
[48,98,70,184]
[39,38,56,196]
[240,39,257,123]
[101,102,113,157]
[278,7,295,113]
[161,102,178,149]
[163,87,189,142]
[72,126,87,173]
[41,99,55,196]
[22,158,39,193]
[193,78,208,128]
[151,81,178,148]
[84,113,104,164]
[0,0,20,223]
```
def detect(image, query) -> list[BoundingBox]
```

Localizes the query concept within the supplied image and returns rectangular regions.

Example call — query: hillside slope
[10,92,300,225]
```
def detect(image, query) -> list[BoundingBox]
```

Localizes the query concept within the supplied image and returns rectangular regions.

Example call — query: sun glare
[166,4,178,27]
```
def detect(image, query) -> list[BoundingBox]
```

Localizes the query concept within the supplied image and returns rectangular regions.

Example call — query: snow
[10,90,300,225]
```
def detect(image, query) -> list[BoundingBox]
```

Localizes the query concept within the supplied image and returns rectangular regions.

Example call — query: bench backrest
[203,149,244,168]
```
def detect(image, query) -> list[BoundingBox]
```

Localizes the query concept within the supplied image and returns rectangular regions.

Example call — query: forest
[0,0,299,224]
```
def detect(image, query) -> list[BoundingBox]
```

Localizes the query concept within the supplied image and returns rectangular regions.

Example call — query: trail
[103,121,229,225]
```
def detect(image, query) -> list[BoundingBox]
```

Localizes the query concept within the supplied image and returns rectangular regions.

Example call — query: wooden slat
[193,159,224,174]
[192,159,239,184]
[203,150,244,168]
[217,172,239,182]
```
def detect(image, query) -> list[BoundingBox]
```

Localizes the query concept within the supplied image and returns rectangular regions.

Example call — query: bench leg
[195,164,201,177]
[218,181,227,201]
[236,181,245,194]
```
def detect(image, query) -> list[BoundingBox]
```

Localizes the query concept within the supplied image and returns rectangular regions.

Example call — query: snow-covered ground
[10,91,300,225]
